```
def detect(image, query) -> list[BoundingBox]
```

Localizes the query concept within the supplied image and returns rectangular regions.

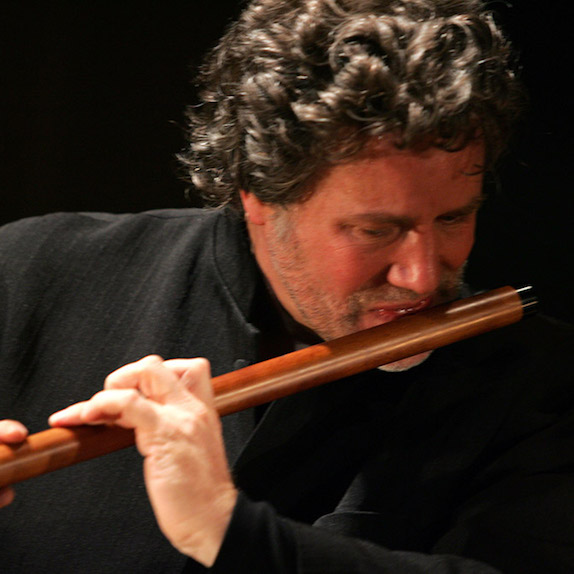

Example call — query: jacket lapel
[230,369,408,523]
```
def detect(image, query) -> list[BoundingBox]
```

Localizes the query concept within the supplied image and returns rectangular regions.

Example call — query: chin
[377,350,433,373]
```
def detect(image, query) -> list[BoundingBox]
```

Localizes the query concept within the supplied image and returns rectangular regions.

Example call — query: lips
[367,296,433,325]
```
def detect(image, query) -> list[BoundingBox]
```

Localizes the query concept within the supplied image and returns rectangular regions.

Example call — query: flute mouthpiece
[516,285,538,317]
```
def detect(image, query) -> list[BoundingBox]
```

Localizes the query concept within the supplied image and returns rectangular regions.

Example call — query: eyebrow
[441,194,486,217]
[342,194,486,226]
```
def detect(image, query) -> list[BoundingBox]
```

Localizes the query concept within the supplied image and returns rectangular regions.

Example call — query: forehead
[338,136,484,180]
[298,138,486,213]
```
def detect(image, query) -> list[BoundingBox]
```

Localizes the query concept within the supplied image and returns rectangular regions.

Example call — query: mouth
[366,296,433,324]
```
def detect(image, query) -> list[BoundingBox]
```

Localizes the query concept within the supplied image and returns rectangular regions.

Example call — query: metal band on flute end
[516,285,538,316]
[0,285,537,488]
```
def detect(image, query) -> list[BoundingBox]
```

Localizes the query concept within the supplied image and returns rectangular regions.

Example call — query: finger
[0,420,29,443]
[105,355,165,390]
[49,398,101,427]
[0,486,15,508]
[49,389,152,427]
[50,389,174,458]
[105,355,184,405]
[161,358,210,379]
[163,358,214,406]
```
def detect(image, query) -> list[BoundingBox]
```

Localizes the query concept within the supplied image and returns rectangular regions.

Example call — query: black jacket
[1,209,573,573]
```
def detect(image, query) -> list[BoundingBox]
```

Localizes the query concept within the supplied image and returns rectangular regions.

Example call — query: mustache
[350,269,465,309]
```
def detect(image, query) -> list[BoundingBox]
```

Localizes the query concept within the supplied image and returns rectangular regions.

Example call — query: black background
[1,2,572,322]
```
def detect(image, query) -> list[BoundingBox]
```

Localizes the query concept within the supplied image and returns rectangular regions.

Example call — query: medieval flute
[0,285,537,488]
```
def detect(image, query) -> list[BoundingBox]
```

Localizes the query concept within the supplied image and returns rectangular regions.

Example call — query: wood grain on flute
[0,285,536,488]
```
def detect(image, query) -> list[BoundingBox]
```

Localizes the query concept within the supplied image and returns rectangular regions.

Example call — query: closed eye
[341,222,404,246]
[437,212,473,225]
[437,196,484,226]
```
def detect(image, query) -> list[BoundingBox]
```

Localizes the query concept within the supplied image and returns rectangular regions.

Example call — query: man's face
[242,138,485,370]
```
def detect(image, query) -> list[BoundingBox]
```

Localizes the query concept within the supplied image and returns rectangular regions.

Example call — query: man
[0,1,572,572]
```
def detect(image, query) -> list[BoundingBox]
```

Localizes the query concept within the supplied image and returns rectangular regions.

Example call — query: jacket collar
[211,207,262,323]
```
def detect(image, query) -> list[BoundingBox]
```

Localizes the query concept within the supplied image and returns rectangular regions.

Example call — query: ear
[239,190,268,225]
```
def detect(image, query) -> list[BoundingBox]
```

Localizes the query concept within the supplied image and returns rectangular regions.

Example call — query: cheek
[312,241,387,295]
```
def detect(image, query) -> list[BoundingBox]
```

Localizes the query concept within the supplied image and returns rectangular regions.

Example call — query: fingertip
[0,419,29,443]
[181,358,214,404]
[188,357,211,374]
[191,357,212,376]
[162,357,212,381]
[0,487,15,508]
[48,401,90,427]
[105,355,166,389]
[181,358,211,384]
[47,411,65,427]
[48,407,80,427]
[139,354,165,366]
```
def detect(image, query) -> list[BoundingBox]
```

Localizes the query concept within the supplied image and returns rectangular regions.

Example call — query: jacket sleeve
[209,492,501,573]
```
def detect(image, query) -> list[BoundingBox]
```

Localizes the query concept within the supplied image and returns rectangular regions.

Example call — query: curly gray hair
[180,0,524,210]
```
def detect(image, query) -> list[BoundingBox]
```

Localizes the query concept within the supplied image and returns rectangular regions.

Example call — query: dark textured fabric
[1,209,573,573]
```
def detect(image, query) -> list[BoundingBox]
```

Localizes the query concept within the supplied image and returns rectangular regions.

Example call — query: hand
[49,355,237,567]
[0,419,29,508]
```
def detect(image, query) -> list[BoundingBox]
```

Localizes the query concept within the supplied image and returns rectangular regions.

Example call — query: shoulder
[0,208,251,309]
[0,207,242,268]
[0,208,225,246]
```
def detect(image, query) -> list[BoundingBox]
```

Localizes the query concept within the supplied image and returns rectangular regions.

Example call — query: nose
[386,228,441,295]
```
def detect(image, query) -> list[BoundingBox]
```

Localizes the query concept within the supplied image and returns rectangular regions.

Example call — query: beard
[265,208,465,371]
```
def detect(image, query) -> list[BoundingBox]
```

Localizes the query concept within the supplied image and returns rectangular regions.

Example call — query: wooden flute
[0,285,537,489]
